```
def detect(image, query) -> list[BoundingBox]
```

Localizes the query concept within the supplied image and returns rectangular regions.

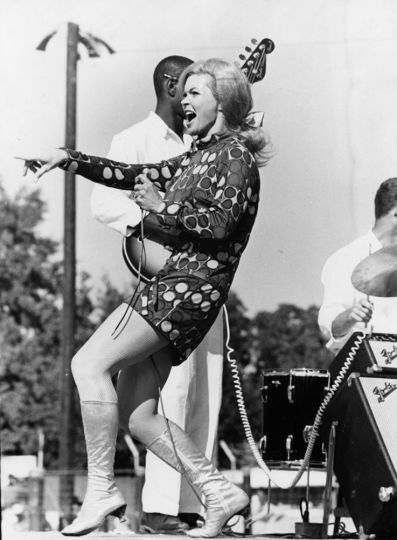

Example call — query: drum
[261,368,330,466]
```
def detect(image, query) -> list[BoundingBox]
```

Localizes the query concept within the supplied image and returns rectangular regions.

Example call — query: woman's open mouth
[184,110,196,127]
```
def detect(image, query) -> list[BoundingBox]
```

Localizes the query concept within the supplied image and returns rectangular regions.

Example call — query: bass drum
[261,368,330,467]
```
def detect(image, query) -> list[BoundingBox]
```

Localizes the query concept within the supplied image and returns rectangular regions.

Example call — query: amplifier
[329,332,397,383]
[321,374,397,538]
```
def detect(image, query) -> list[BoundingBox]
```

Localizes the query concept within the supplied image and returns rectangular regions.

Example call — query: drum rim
[261,367,329,377]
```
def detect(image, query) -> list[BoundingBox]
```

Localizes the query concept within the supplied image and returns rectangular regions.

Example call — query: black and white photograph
[1,1,397,539]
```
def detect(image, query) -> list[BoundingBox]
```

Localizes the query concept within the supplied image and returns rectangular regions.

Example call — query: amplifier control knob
[378,486,396,502]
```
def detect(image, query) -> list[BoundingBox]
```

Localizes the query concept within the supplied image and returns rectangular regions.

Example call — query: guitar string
[251,43,266,84]
[248,47,258,84]
[245,42,262,84]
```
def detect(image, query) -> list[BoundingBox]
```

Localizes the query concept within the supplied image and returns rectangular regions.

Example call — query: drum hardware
[262,380,283,404]
[294,454,327,538]
[303,425,313,444]
[286,435,293,461]
[299,497,309,523]
[287,384,294,402]
[288,372,295,402]
[259,435,267,452]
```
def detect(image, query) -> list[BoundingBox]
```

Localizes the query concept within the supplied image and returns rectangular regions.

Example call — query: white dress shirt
[318,229,397,353]
[90,111,192,236]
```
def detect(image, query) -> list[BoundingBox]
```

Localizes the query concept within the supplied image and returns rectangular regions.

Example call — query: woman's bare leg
[117,351,249,539]
[117,347,174,444]
[114,322,249,539]
[61,304,170,536]
[71,303,170,401]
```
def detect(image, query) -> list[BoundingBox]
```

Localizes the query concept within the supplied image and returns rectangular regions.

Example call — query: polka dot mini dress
[61,134,260,364]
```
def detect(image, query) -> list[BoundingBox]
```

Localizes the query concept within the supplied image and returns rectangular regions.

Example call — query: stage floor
[1,534,339,540]
[2,532,360,540]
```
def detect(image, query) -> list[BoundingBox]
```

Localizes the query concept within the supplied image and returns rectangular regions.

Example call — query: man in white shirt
[91,56,223,534]
[318,178,397,354]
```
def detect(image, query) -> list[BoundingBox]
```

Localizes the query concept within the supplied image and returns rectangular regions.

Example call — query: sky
[1,0,397,315]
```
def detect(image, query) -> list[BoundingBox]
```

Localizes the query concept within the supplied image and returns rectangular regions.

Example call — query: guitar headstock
[239,38,275,85]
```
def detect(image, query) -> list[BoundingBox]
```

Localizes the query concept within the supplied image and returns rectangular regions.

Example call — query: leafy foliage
[0,185,64,462]
[0,185,100,467]
[250,304,332,372]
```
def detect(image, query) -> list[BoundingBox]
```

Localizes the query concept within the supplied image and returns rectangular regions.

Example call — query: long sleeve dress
[61,133,260,364]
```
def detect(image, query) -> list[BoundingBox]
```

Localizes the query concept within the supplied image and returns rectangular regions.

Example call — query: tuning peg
[251,38,258,45]
[245,46,252,52]
[264,38,275,53]
[239,54,246,61]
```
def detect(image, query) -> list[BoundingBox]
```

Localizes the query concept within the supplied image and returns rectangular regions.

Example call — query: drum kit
[259,243,397,537]
[261,243,397,467]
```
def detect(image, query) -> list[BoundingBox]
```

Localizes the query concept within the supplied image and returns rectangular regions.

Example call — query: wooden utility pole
[58,21,79,525]
[36,23,115,527]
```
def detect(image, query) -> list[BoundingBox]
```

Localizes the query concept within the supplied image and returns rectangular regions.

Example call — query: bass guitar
[122,38,275,282]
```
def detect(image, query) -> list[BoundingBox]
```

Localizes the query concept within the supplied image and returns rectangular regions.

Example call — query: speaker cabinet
[322,374,397,538]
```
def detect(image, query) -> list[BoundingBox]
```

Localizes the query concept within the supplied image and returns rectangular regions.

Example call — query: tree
[0,184,97,467]
[251,303,333,372]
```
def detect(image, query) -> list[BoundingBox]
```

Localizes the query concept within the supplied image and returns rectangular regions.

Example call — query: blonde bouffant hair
[178,58,271,167]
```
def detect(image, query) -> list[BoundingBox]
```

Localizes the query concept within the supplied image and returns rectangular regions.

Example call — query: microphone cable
[223,303,366,489]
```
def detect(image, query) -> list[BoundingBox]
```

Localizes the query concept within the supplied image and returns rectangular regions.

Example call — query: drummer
[318,177,397,354]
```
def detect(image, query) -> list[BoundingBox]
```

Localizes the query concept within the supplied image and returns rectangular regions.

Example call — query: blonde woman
[20,58,270,538]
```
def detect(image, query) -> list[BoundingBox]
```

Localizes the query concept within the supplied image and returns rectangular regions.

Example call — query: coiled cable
[223,303,366,489]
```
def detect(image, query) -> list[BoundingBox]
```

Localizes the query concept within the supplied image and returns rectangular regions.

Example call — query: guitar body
[122,233,171,283]
[122,38,274,281]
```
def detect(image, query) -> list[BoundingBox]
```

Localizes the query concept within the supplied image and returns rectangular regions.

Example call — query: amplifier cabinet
[322,374,397,538]
[329,332,397,383]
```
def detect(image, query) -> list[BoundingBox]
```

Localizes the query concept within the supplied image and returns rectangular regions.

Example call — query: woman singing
[20,58,270,538]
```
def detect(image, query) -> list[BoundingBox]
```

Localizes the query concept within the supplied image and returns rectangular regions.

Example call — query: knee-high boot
[147,420,249,538]
[61,401,126,536]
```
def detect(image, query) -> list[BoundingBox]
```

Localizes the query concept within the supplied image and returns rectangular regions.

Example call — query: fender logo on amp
[380,345,397,364]
[373,381,397,403]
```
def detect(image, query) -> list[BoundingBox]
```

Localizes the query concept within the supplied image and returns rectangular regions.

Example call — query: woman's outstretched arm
[17,148,184,192]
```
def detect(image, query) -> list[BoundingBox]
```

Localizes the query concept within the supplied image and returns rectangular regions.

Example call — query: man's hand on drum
[15,149,68,180]
[133,171,165,213]
[349,298,374,324]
